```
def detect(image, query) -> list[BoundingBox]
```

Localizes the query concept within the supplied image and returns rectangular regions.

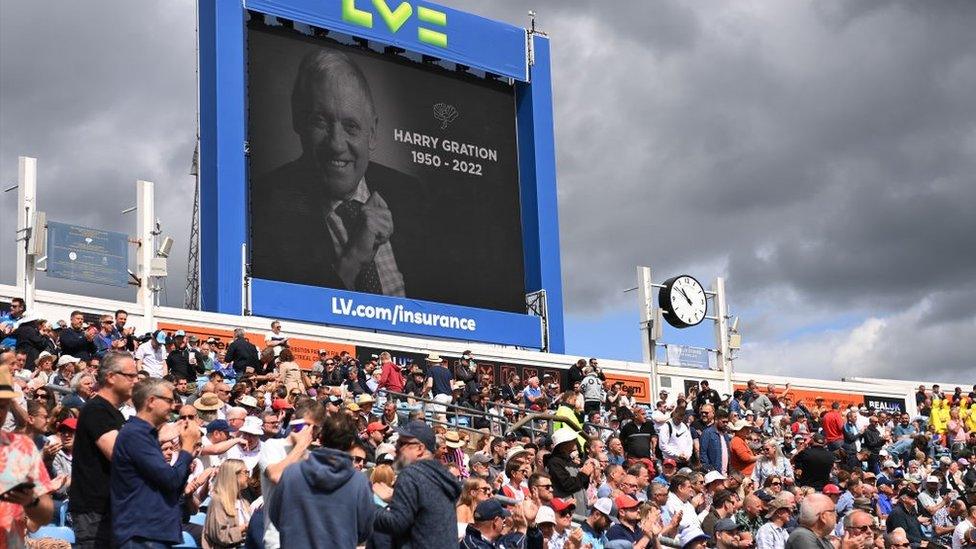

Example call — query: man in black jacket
[223,328,259,378]
[885,489,928,546]
[164,332,204,382]
[793,434,835,490]
[373,420,461,548]
[862,415,885,474]
[59,311,97,362]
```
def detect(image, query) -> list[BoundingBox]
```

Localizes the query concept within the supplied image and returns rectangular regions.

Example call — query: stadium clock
[659,275,707,328]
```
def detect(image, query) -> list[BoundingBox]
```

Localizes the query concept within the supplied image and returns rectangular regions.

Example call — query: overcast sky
[2,1,974,384]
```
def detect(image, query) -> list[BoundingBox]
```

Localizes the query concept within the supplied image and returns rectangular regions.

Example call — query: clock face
[664,275,707,328]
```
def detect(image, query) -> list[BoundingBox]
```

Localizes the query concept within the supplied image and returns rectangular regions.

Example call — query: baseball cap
[59,417,78,430]
[663,458,677,467]
[56,354,79,367]
[207,419,231,434]
[535,506,556,525]
[469,453,492,466]
[397,420,436,452]
[882,460,897,469]
[473,499,510,522]
[614,494,640,511]
[714,518,740,533]
[898,487,918,498]
[765,495,794,518]
[318,349,329,355]
[822,484,841,495]
[926,475,940,484]
[549,498,576,513]
[174,330,186,337]
[680,530,709,549]
[366,421,389,434]
[592,497,614,516]
[155,330,168,344]
[272,398,293,411]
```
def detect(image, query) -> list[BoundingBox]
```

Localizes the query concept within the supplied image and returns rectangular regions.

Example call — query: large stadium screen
[247,22,527,314]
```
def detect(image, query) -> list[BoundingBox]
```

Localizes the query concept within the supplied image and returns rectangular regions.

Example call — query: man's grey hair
[226,406,247,419]
[798,494,832,527]
[132,378,173,411]
[70,371,94,391]
[234,327,246,338]
[97,351,132,385]
[291,48,376,126]
[843,510,871,528]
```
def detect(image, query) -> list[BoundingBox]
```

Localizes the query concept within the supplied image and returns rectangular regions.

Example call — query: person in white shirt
[659,408,694,465]
[952,503,976,549]
[258,399,322,549]
[263,320,288,348]
[756,494,795,549]
[226,416,264,473]
[666,474,703,532]
[134,331,168,378]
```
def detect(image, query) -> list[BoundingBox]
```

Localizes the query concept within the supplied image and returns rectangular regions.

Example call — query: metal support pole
[136,180,155,329]
[713,277,732,394]
[16,157,37,310]
[637,266,659,400]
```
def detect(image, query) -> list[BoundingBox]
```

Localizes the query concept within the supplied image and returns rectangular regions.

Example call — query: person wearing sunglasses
[267,412,375,548]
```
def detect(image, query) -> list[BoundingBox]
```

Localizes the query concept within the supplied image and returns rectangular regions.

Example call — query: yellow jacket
[929,398,950,434]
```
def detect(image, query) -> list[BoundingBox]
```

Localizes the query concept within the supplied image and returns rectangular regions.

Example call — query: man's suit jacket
[250,158,433,298]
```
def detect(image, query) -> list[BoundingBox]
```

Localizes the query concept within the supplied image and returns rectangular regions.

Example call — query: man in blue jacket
[699,409,731,474]
[268,412,375,548]
[111,378,200,548]
[373,420,461,548]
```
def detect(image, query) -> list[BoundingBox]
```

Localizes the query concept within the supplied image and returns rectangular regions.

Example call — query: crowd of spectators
[1,298,976,549]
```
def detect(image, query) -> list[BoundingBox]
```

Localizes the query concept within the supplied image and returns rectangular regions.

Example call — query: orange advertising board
[733,384,865,410]
[157,322,355,370]
[605,372,652,404]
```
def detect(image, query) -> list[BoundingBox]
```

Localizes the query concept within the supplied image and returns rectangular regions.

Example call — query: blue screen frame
[199,0,564,351]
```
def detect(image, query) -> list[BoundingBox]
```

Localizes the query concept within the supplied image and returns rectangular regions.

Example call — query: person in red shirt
[377,352,405,395]
[729,420,758,476]
[820,401,845,450]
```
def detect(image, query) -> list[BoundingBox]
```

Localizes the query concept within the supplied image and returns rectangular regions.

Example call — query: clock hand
[679,287,693,305]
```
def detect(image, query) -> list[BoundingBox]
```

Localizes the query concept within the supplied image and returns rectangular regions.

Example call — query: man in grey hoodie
[268,412,375,548]
[373,419,462,548]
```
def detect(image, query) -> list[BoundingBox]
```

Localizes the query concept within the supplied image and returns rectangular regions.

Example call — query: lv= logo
[342,0,448,47]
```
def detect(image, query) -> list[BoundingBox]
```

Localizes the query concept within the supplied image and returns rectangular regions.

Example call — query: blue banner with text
[251,278,543,348]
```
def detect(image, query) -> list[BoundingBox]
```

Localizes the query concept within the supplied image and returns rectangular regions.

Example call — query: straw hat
[0,364,18,399]
[193,392,221,411]
[444,430,464,449]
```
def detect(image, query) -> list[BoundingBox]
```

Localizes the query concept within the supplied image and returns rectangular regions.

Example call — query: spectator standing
[373,420,461,548]
[793,434,835,491]
[59,310,97,361]
[566,359,585,391]
[110,378,200,548]
[263,320,288,349]
[700,409,731,474]
[13,317,46,370]
[267,413,375,549]
[620,406,657,461]
[821,403,845,451]
[134,330,169,378]
[166,331,205,383]
[69,351,138,549]
[224,328,259,378]
[377,352,405,395]
[729,420,758,476]
[93,315,122,359]
[658,408,694,467]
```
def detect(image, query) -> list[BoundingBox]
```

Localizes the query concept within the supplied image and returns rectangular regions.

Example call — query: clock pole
[637,266,663,401]
[712,277,733,392]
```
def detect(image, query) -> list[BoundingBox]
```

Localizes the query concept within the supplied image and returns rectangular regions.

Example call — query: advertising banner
[246,0,528,80]
[251,279,542,349]
[46,221,129,288]
[248,23,527,320]
[604,372,652,404]
[863,395,907,414]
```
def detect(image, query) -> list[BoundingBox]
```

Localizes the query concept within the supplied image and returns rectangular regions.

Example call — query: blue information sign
[47,221,129,288]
